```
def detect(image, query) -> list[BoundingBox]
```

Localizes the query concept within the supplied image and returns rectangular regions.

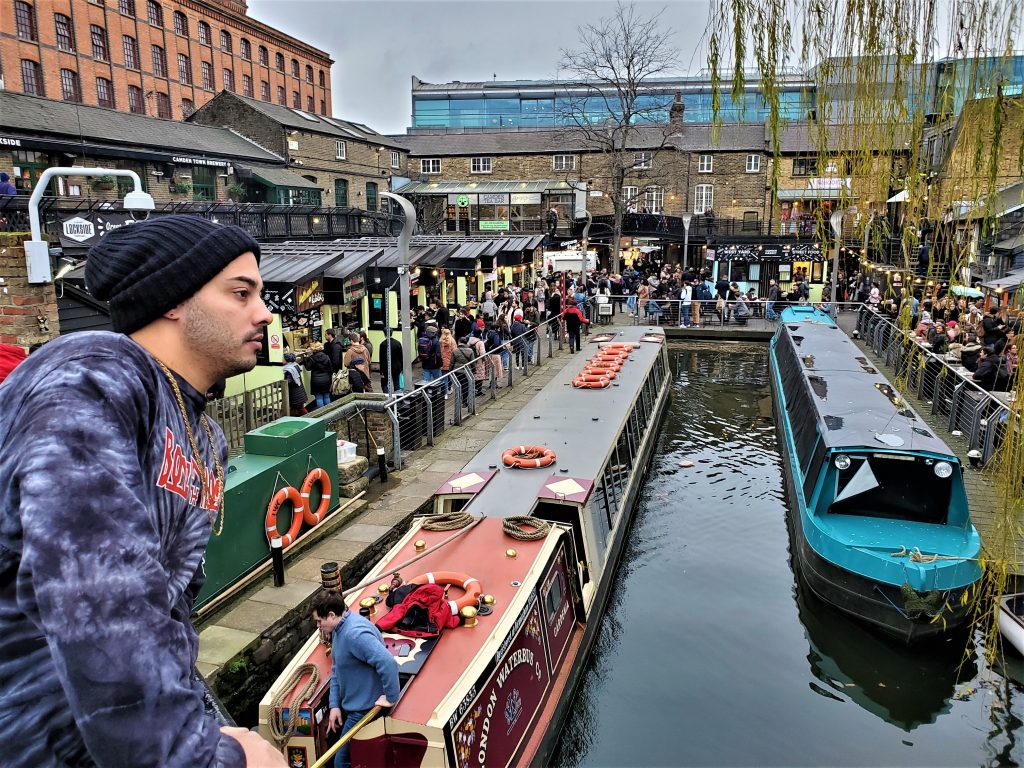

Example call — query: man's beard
[182,297,262,381]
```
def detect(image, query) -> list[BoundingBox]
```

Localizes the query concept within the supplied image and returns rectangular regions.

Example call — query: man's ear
[164,302,186,321]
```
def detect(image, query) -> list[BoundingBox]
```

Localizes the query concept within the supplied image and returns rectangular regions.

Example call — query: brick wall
[0,0,332,122]
[0,235,60,347]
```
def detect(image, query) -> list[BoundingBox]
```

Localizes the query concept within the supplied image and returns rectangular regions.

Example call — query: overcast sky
[247,0,713,135]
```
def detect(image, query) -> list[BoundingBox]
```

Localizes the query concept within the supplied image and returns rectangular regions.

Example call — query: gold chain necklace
[155,361,225,536]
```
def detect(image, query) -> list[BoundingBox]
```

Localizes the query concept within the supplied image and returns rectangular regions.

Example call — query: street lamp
[580,210,592,283]
[380,191,415,391]
[25,167,154,283]
[828,208,852,316]
[681,212,693,271]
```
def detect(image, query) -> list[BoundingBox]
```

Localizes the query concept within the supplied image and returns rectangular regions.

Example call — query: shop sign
[589,190,603,197]
[344,274,366,303]
[479,193,509,205]
[170,155,229,167]
[450,194,471,207]
[58,212,137,248]
[262,287,295,314]
[479,220,510,231]
[0,136,24,147]
[510,193,541,205]
[296,278,325,312]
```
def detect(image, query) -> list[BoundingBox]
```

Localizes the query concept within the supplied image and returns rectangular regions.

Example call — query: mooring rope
[503,516,552,541]
[889,545,980,563]
[269,663,319,746]
[421,511,475,531]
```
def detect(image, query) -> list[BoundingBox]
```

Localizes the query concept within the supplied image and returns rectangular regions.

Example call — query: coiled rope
[269,663,319,746]
[421,511,475,531]
[890,546,979,563]
[503,516,552,541]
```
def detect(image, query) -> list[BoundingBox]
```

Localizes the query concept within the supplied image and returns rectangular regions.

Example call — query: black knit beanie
[85,214,261,334]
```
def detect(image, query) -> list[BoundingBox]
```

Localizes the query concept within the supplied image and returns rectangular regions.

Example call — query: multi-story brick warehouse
[0,0,332,122]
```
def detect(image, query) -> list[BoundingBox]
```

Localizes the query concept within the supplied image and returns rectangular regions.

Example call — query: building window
[622,185,638,208]
[303,64,313,83]
[792,157,816,176]
[90,25,109,61]
[181,98,194,117]
[471,157,492,174]
[291,90,300,108]
[20,59,43,96]
[146,0,162,26]
[291,58,299,77]
[122,35,139,69]
[634,151,652,169]
[219,30,231,53]
[365,182,378,212]
[698,154,713,173]
[746,154,761,173]
[60,69,81,102]
[127,84,144,113]
[242,74,252,97]
[258,45,268,66]
[275,52,284,71]
[200,61,212,89]
[15,2,36,40]
[155,91,171,118]
[319,69,325,87]
[177,53,191,84]
[276,85,285,104]
[172,10,187,36]
[151,45,167,78]
[694,183,714,214]
[95,77,114,108]
[420,158,441,174]
[240,38,251,60]
[320,99,326,115]
[54,14,75,51]
[191,166,215,200]
[260,80,270,100]
[553,154,576,171]
[223,68,234,91]
[390,150,400,169]
[335,140,346,160]
[305,94,313,112]
[118,0,135,15]
[334,178,348,207]
[198,20,210,45]
[644,185,664,212]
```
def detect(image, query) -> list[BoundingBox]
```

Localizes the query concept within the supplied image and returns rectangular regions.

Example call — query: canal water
[553,342,1024,767]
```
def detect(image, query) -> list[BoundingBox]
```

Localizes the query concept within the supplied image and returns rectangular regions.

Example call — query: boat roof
[449,326,666,510]
[779,314,955,457]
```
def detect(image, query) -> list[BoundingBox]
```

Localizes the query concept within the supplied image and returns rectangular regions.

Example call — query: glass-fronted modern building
[409,55,1024,131]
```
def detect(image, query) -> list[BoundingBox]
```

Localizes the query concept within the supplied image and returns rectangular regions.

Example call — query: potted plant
[90,175,116,191]
[173,176,193,196]
[226,182,246,202]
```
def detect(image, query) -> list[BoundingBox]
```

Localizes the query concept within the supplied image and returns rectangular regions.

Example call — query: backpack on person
[418,335,441,369]
[485,329,502,353]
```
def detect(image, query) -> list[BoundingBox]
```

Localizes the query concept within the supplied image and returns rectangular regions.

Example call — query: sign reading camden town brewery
[58,212,137,248]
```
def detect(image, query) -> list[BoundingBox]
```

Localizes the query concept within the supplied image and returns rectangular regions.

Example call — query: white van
[543,250,597,274]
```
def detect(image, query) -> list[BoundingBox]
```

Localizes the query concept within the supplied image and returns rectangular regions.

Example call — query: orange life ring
[300,468,332,526]
[410,571,483,615]
[265,486,305,547]
[584,363,620,374]
[579,371,616,381]
[501,444,557,469]
[572,376,611,389]
[594,351,629,362]
[588,356,622,366]
[602,343,634,350]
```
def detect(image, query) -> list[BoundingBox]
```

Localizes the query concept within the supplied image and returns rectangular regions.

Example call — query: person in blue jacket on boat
[312,591,400,768]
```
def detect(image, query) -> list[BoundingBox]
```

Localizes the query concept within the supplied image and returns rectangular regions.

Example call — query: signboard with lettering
[296,278,325,312]
[263,287,296,314]
[343,274,366,304]
[539,545,574,672]
[170,155,229,167]
[510,193,541,205]
[479,193,509,205]
[0,136,24,148]
[58,212,137,249]
[479,220,510,231]
[446,594,550,768]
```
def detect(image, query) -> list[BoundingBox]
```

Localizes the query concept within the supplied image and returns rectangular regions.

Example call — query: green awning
[776,186,854,201]
[394,179,571,195]
[238,164,321,190]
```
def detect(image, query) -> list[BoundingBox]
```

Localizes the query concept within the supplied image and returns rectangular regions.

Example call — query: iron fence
[207,380,288,456]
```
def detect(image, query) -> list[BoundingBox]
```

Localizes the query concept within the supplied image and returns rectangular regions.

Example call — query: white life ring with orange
[502,444,556,469]
[265,486,305,547]
[410,571,483,615]
[300,468,331,526]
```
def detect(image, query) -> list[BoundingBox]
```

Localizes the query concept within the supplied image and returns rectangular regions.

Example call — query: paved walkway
[195,331,588,677]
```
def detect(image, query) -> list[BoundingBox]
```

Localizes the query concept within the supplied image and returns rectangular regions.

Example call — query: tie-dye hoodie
[0,332,244,767]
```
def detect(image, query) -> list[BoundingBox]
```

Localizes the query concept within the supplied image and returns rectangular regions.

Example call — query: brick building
[189,91,407,208]
[0,0,332,122]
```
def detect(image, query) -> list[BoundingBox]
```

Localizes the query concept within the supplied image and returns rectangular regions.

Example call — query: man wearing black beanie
[0,215,285,767]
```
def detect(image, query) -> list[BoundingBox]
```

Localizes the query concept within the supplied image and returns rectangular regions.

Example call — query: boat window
[600,471,618,527]
[545,571,564,617]
[802,438,827,502]
[627,409,641,456]
[829,455,952,524]
[638,379,651,427]
[612,440,629,502]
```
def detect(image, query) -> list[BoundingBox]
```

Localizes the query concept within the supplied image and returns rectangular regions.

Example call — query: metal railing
[856,306,1011,466]
[207,380,288,455]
